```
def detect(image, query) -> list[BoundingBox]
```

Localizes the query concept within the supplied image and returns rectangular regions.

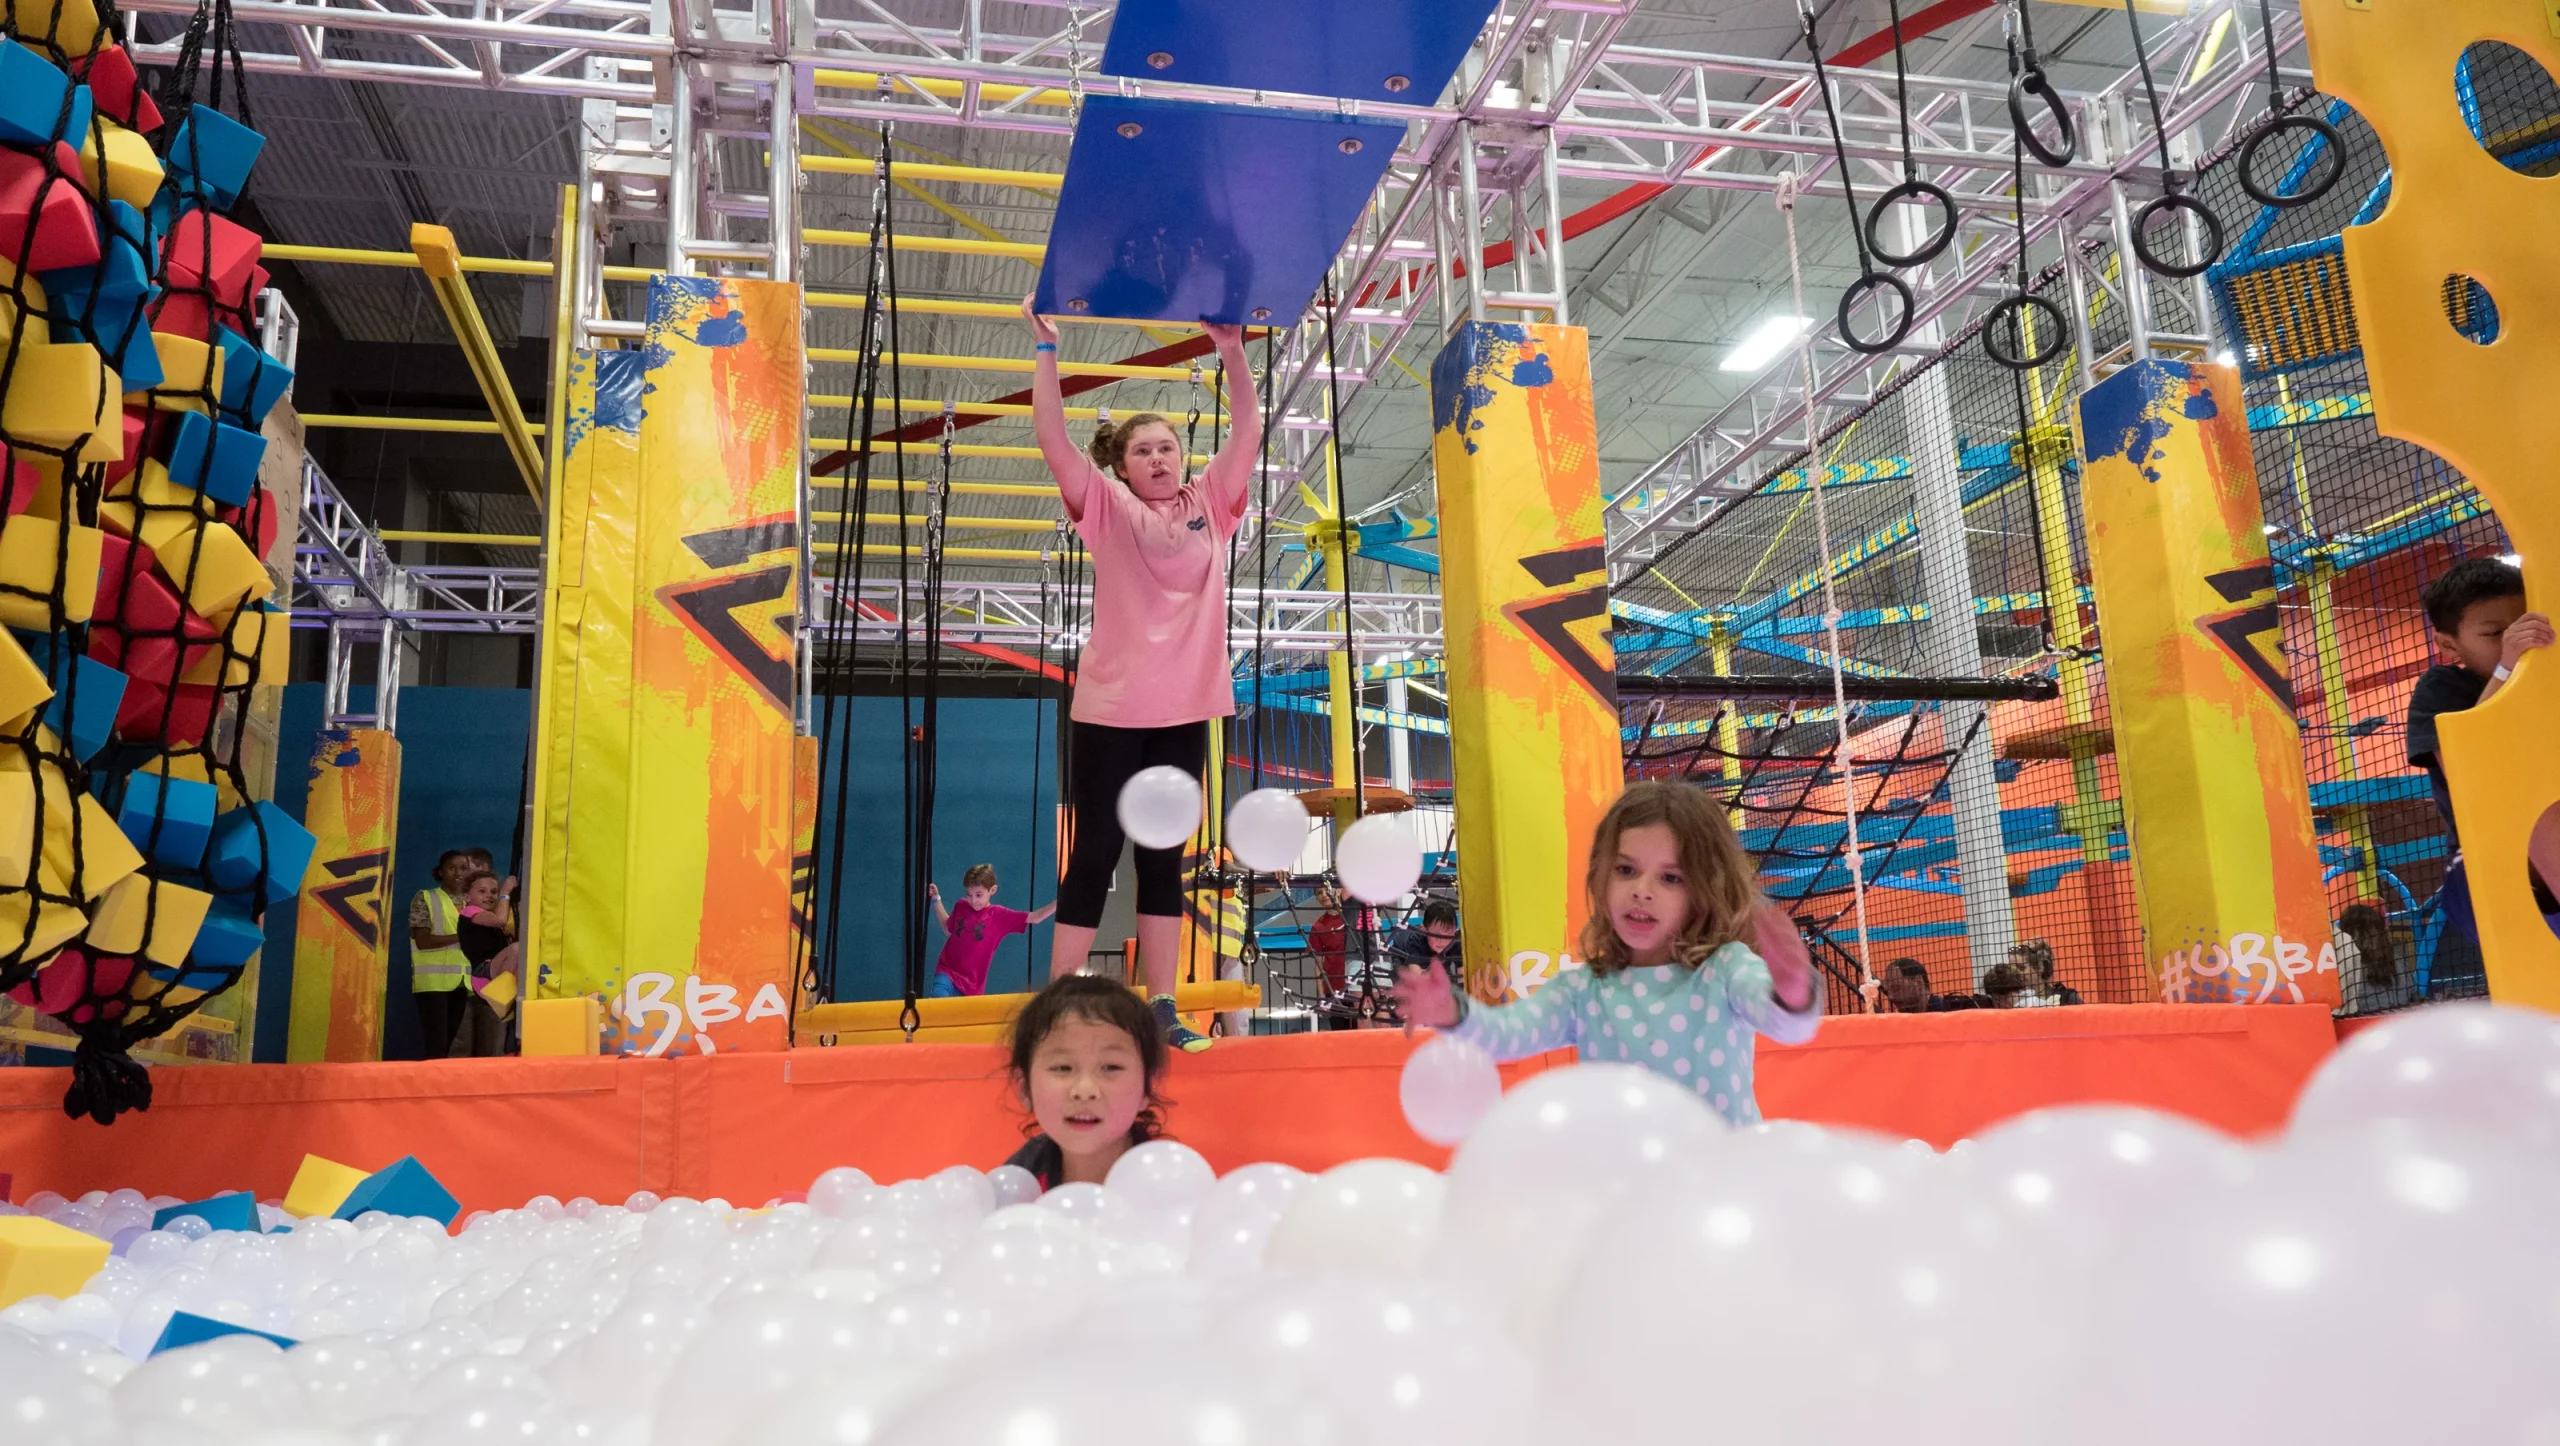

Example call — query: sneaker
[1153,994,1213,1054]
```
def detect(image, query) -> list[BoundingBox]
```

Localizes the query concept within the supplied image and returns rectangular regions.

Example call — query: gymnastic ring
[1838,271,1915,356]
[1981,294,2071,372]
[1864,179,1959,269]
[2130,190,2226,279]
[2236,112,2347,210]
[2008,69,2077,169]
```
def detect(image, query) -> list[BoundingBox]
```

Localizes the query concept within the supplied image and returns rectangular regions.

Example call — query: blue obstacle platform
[1033,95,1400,326]
[1099,0,1500,107]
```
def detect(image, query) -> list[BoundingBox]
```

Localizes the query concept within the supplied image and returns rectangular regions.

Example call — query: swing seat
[1292,785,1415,816]
[1097,0,1499,107]
[1034,95,1399,325]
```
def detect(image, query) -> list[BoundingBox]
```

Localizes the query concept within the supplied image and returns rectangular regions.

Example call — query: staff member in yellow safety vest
[409,849,476,1058]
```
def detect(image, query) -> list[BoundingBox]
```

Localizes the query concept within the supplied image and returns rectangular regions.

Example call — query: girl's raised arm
[1200,322,1263,529]
[1444,967,1590,1062]
[1023,296,1095,520]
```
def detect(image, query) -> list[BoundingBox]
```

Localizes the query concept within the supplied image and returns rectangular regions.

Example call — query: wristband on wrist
[2493,663,2513,682]
[1035,342,1057,353]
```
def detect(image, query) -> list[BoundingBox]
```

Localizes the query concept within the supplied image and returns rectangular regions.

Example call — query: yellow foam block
[480,969,519,1010]
[85,873,212,964]
[0,1216,111,1308]
[6,0,103,57]
[13,454,66,520]
[109,458,204,511]
[283,1155,373,1219]
[135,752,215,787]
[0,754,82,888]
[79,120,163,211]
[138,333,223,415]
[0,628,53,729]
[38,790,144,902]
[153,516,271,617]
[0,342,116,451]
[1,259,46,349]
[520,995,601,1056]
[0,889,94,962]
[186,601,288,688]
[0,515,102,629]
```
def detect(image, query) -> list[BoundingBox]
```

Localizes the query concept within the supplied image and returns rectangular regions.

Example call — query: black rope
[1796,0,1914,353]
[2233,0,2343,209]
[2118,0,2225,276]
[1864,0,1956,269]
[883,145,928,1040]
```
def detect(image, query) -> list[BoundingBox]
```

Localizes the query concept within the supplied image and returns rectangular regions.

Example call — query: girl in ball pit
[1000,974,1175,1191]
[1023,297,1262,1055]
[1396,781,1822,1127]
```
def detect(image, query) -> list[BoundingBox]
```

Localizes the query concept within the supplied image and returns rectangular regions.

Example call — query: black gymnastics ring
[1838,271,1916,356]
[2008,70,2077,168]
[1982,294,2072,372]
[2236,112,2347,210]
[2131,190,2226,278]
[1864,179,1959,269]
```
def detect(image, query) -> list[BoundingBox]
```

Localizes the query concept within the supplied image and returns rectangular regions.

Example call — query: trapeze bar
[1617,675,2062,704]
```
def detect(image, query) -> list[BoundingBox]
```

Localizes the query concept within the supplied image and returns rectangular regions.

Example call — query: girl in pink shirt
[1023,296,1262,1053]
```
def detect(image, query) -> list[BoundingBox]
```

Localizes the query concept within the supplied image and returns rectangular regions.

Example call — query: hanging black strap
[1796,0,1914,354]
[1863,0,1957,269]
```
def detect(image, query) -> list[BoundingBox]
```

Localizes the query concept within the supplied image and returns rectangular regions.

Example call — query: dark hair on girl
[1005,974,1168,1141]
[1087,412,1179,476]
[1578,781,1763,974]
[2338,902,2398,992]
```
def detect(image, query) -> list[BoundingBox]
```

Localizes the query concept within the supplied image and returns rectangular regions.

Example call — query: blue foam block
[150,1311,298,1357]
[161,408,267,508]
[115,771,218,870]
[154,1192,259,1234]
[39,226,156,316]
[1032,95,1400,325]
[164,106,264,210]
[187,901,264,969]
[104,304,163,391]
[215,327,292,426]
[18,629,130,762]
[206,800,317,903]
[0,43,86,149]
[332,1156,460,1227]
[1098,0,1498,107]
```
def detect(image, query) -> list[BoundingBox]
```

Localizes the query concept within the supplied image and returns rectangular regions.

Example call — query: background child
[452,872,517,1056]
[926,865,1057,997]
[1394,781,1820,1127]
[2407,557,2557,927]
[1001,974,1168,1191]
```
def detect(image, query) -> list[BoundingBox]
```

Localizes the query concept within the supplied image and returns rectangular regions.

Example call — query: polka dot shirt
[1446,942,1822,1127]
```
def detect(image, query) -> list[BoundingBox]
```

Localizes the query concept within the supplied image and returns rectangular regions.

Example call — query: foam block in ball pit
[282,1154,371,1219]
[204,800,314,903]
[0,1213,108,1307]
[151,1190,257,1235]
[111,770,216,869]
[149,1310,297,1356]
[332,1156,460,1228]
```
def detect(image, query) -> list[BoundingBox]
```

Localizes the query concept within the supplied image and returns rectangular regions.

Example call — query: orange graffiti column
[1428,322,1621,1003]
[622,277,803,1052]
[2076,360,2335,1005]
[287,729,401,1061]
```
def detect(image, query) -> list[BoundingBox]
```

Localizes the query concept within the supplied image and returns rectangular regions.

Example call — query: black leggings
[1057,719,1209,929]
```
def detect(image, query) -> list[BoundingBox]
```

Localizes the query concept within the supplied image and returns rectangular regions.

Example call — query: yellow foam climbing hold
[0,628,52,730]
[36,788,144,902]
[78,119,163,212]
[0,342,116,451]
[85,873,211,964]
[0,889,94,961]
[6,0,103,59]
[0,258,46,349]
[138,333,224,415]
[0,1216,110,1309]
[131,514,270,616]
[188,601,288,687]
[283,1155,373,1219]
[0,515,102,629]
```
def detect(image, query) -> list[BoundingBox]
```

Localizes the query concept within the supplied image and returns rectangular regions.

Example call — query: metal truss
[809,579,1444,656]
[1606,0,2308,581]
[118,0,664,100]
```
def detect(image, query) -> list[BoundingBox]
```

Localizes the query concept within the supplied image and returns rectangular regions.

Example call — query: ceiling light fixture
[1720,314,1813,373]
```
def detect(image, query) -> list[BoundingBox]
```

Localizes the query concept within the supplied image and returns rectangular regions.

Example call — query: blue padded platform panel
[1098,0,1500,106]
[1035,96,1401,326]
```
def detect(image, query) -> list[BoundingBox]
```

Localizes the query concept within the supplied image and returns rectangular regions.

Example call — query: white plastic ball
[1262,1159,1444,1275]
[985,1166,1041,1209]
[1115,766,1204,851]
[1334,815,1423,904]
[1104,1142,1216,1225]
[1223,788,1309,874]
[2290,1002,2560,1154]
[1399,1035,1502,1147]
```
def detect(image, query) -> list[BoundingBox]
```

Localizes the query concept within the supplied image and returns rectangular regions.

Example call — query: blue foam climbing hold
[153,1192,259,1235]
[1033,96,1400,325]
[115,771,218,870]
[103,303,163,391]
[151,1311,298,1356]
[205,800,316,903]
[0,43,87,149]
[332,1156,460,1227]
[160,408,266,508]
[40,211,157,316]
[17,629,130,762]
[164,105,264,210]
[215,327,292,426]
[1098,0,1499,107]
[186,901,265,970]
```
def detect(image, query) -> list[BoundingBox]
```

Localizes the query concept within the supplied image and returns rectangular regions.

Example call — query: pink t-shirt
[1062,454,1249,728]
[933,902,1031,995]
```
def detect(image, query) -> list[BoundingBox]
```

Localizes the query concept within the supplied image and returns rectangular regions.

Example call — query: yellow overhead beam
[410,223,547,505]
[812,542,1047,560]
[266,241,652,285]
[301,413,550,437]
[805,227,1044,261]
[382,531,545,547]
[798,154,1064,190]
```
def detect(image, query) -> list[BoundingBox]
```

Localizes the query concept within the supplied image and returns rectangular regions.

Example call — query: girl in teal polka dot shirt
[1395,781,1823,1127]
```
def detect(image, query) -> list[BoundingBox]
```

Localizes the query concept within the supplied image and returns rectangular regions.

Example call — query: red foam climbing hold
[0,143,100,275]
[161,209,262,308]
[73,46,162,136]
[113,676,216,746]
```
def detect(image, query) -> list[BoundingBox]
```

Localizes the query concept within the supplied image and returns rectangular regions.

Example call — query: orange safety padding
[0,1006,2337,1209]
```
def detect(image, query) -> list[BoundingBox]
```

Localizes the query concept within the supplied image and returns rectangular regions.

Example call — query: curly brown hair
[1577,781,1766,975]
[1087,412,1180,477]
[1004,974,1168,1142]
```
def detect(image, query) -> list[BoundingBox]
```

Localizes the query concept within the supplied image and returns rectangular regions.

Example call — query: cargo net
[0,0,308,1120]
[1612,218,2199,1012]
[2198,65,2555,1018]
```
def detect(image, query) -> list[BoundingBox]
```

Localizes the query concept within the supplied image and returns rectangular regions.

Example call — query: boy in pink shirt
[927,864,1059,997]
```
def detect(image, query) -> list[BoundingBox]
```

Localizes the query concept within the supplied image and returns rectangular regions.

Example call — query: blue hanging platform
[1034,95,1401,326]
[1099,0,1500,106]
